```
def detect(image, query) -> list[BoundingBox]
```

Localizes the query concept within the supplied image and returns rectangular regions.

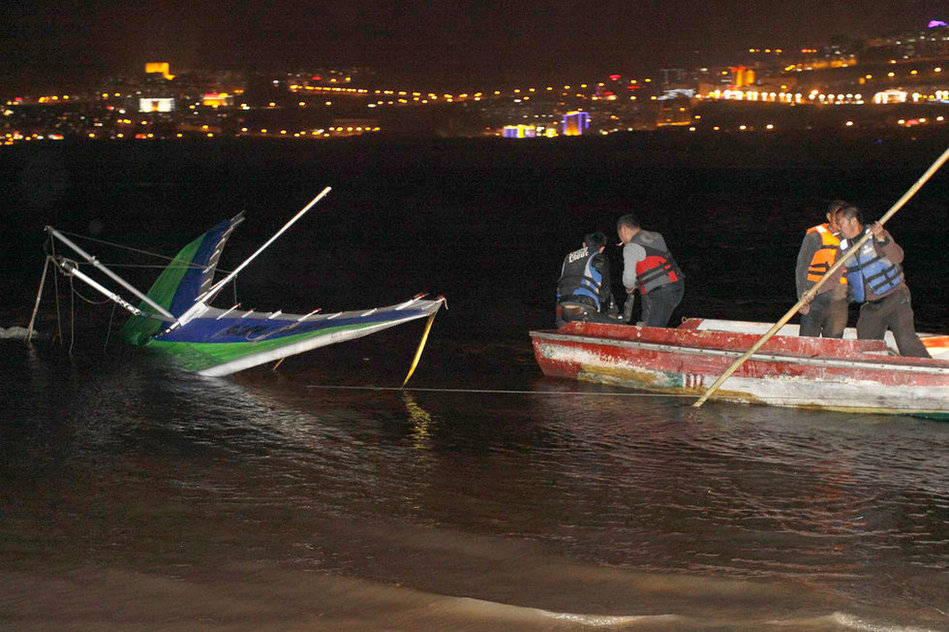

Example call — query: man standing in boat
[616,214,684,327]
[555,231,619,327]
[834,205,930,358]
[795,200,849,337]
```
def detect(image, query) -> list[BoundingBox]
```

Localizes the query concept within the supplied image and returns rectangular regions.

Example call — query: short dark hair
[827,199,850,214]
[584,231,607,250]
[836,204,863,223]
[616,214,640,231]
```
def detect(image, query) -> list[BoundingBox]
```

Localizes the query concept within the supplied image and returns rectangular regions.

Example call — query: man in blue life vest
[834,204,930,358]
[555,231,619,327]
[616,214,684,327]
[795,200,849,337]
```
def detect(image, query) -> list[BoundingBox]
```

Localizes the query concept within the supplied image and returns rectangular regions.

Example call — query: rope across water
[305,384,698,397]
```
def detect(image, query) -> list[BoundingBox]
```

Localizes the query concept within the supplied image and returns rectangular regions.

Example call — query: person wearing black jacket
[555,231,619,327]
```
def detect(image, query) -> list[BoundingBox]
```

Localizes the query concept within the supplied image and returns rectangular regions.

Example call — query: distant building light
[145,62,174,80]
[203,93,233,107]
[562,111,590,136]
[138,97,174,113]
[502,125,534,139]
[874,89,907,104]
[657,88,695,101]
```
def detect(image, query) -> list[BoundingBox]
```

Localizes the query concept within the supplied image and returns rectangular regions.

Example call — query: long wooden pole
[692,145,949,408]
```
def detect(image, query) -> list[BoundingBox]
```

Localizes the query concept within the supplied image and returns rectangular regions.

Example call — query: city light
[6,23,949,145]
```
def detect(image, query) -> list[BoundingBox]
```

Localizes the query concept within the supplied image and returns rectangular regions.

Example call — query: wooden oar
[692,145,949,408]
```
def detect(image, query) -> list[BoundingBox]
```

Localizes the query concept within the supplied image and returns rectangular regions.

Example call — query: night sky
[1,0,945,91]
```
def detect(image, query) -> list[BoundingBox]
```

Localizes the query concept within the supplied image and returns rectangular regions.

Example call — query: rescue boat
[530,319,949,417]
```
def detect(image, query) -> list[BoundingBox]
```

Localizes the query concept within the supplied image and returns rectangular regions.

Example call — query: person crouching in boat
[834,204,931,358]
[616,214,684,327]
[555,231,619,327]
[795,199,850,338]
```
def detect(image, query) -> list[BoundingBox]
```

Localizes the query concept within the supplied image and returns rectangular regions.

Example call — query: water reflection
[402,392,435,450]
[4,346,948,630]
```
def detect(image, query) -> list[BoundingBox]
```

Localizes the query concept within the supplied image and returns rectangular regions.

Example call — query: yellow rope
[401,310,439,388]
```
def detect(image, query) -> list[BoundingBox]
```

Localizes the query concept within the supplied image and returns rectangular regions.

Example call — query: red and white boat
[530,319,949,417]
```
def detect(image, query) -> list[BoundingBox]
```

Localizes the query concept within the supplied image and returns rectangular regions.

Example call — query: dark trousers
[857,287,930,358]
[556,303,617,328]
[640,281,684,328]
[800,292,848,338]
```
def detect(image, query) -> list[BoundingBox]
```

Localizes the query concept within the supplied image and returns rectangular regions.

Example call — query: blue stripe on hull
[169,217,242,317]
[154,308,435,344]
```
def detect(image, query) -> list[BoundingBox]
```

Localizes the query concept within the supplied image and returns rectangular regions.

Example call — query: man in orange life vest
[795,200,850,337]
[834,204,930,358]
[616,214,684,327]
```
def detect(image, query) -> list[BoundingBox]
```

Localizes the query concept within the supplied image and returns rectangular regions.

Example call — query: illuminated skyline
[1,0,946,92]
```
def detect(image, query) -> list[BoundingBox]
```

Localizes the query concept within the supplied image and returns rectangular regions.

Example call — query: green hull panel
[121,236,203,345]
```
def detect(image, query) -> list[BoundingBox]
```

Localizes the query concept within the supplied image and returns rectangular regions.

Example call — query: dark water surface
[2,134,948,630]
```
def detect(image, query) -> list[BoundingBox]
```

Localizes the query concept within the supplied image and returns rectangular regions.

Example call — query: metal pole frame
[45,226,177,323]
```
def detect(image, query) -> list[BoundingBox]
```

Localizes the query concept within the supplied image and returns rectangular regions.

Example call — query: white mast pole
[197,186,332,304]
[46,226,178,322]
[25,256,51,343]
[53,258,155,318]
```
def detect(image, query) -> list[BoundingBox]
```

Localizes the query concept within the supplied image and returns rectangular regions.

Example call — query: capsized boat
[530,319,949,417]
[31,188,445,377]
